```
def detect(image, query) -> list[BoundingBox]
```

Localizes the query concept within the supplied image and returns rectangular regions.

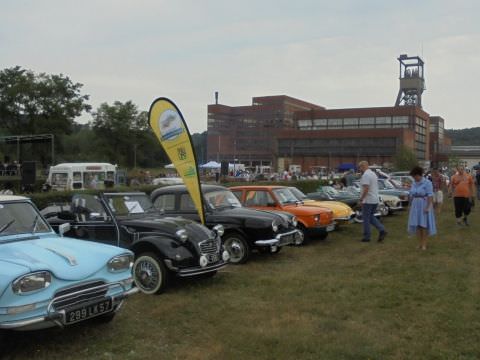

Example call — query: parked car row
[1,182,404,339]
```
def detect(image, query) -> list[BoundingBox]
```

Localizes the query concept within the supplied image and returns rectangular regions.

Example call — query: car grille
[199,238,220,264]
[52,281,108,310]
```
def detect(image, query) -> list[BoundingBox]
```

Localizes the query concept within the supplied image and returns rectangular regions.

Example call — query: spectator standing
[358,161,387,243]
[407,166,436,250]
[448,166,475,226]
[430,168,446,214]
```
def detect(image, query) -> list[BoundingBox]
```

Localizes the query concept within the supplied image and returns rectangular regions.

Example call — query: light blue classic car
[0,195,138,334]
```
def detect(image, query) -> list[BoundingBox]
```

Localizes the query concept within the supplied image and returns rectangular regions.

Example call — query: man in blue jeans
[358,161,387,242]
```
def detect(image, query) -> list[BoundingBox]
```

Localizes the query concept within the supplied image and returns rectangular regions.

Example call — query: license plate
[65,299,113,324]
[326,224,336,232]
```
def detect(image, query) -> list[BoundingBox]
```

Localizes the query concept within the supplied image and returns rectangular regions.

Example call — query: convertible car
[0,195,137,334]
[42,192,229,294]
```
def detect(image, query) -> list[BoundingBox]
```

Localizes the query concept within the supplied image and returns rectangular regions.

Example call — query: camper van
[46,162,117,191]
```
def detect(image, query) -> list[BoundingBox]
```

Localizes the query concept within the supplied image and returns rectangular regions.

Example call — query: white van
[46,163,117,191]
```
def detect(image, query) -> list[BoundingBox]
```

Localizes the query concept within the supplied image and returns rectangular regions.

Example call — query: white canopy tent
[200,161,221,169]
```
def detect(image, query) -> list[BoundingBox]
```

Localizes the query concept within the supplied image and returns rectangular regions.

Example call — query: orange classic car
[230,185,335,240]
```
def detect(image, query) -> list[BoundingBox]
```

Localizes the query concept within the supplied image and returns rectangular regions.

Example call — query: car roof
[229,185,284,190]
[152,184,228,193]
[0,195,28,201]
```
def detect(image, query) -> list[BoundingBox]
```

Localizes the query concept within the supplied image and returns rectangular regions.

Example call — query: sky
[1,0,479,133]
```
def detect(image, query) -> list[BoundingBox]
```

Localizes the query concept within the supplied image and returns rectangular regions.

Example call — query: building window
[327,119,343,129]
[343,118,359,129]
[375,117,392,128]
[359,117,375,128]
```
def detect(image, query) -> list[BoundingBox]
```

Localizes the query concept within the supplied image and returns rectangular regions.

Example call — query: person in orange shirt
[448,166,475,226]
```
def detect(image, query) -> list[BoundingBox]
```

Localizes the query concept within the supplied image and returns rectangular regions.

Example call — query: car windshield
[382,180,395,189]
[288,187,307,200]
[105,194,155,216]
[272,188,299,204]
[322,186,340,196]
[0,201,51,238]
[389,179,402,188]
[205,190,242,209]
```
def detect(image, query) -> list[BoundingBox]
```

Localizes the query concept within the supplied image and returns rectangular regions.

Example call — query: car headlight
[108,254,134,272]
[176,229,189,243]
[213,224,224,237]
[12,271,52,295]
[291,216,298,227]
[272,220,279,232]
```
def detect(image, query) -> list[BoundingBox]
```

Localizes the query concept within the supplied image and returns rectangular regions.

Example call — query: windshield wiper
[31,215,39,234]
[0,219,15,234]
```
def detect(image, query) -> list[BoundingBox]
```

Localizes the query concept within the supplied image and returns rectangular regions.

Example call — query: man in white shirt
[358,161,387,242]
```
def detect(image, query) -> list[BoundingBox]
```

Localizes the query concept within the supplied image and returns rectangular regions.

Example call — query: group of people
[358,161,477,251]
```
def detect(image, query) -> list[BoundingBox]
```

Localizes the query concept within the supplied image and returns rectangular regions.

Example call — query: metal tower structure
[395,54,425,107]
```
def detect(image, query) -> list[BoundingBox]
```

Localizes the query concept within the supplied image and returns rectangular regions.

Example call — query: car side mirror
[59,223,71,237]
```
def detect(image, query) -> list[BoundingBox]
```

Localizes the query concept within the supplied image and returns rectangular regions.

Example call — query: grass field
[2,202,479,360]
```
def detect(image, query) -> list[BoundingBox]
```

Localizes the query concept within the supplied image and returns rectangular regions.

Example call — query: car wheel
[133,252,169,295]
[380,205,389,216]
[318,229,329,240]
[297,224,310,243]
[354,211,363,223]
[223,233,250,264]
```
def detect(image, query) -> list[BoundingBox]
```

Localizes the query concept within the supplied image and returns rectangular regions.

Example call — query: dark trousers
[454,197,471,219]
[362,203,385,240]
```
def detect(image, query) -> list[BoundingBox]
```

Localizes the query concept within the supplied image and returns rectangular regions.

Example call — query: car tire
[318,229,329,240]
[297,224,310,243]
[223,233,250,264]
[381,205,390,216]
[133,252,169,295]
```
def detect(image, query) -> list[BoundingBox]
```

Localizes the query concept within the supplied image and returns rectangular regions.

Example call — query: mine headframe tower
[395,54,425,107]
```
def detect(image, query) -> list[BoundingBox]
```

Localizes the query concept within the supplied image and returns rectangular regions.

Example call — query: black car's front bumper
[164,259,228,277]
[254,229,304,247]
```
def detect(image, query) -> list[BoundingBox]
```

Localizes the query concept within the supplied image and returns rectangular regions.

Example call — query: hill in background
[446,127,480,146]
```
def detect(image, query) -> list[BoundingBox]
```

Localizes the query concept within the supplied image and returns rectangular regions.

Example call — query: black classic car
[42,192,229,295]
[150,185,304,264]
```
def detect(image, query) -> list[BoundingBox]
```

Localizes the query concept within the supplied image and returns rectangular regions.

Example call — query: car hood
[302,199,354,217]
[118,215,213,242]
[211,206,289,227]
[0,235,126,282]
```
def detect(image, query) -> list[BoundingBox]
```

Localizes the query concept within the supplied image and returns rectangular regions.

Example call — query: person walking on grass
[407,166,436,250]
[358,161,387,243]
[448,165,475,226]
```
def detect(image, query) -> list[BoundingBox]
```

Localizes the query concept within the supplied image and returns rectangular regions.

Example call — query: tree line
[0,66,207,169]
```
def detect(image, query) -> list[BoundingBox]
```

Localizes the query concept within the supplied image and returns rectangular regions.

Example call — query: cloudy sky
[1,0,478,132]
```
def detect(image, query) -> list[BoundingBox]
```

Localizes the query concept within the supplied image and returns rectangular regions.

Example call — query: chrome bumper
[165,259,228,277]
[254,229,303,247]
[0,282,138,330]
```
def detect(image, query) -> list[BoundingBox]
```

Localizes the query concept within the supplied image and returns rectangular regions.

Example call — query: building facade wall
[207,95,445,172]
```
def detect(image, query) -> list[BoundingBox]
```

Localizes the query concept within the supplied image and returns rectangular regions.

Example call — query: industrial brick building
[206,55,451,172]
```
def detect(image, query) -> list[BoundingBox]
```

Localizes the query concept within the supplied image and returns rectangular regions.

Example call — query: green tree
[0,66,91,135]
[393,145,418,171]
[91,101,168,167]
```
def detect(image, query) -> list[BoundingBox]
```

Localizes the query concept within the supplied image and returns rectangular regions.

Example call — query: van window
[51,173,68,186]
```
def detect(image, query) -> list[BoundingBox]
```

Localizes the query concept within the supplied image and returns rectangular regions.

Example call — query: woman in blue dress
[408,166,437,250]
